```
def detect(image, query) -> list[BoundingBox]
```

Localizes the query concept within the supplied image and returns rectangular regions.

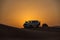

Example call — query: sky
[0,0,60,28]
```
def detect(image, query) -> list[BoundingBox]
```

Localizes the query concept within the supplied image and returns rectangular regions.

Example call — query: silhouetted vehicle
[42,23,48,30]
[23,20,40,28]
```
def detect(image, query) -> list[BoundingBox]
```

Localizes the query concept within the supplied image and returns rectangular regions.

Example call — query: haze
[0,0,60,28]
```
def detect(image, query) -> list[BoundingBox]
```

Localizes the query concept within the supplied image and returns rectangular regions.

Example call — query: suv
[23,20,40,28]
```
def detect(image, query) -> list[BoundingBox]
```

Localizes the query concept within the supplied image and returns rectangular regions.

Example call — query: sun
[19,16,44,28]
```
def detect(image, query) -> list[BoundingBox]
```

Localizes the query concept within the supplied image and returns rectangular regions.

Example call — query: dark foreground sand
[0,29,60,40]
[0,24,60,40]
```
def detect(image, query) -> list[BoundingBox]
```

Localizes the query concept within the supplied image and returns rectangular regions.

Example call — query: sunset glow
[0,0,60,28]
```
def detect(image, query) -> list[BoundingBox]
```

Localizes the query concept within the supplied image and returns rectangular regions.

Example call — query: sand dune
[0,24,60,40]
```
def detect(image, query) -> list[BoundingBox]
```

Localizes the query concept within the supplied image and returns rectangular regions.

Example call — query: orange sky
[0,0,60,28]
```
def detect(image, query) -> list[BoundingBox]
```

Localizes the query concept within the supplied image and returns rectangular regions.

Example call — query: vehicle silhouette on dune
[23,20,40,28]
